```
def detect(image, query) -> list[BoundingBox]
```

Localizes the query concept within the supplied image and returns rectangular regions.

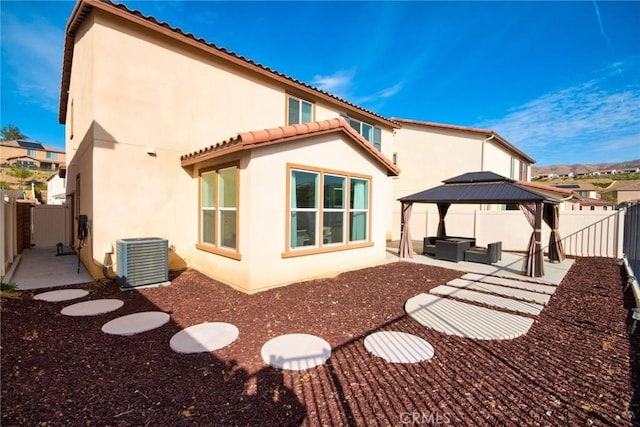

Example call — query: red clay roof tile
[181,118,399,176]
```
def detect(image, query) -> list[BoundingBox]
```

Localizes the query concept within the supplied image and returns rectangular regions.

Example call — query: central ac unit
[116,237,169,288]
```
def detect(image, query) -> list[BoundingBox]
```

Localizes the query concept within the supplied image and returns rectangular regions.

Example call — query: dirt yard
[1,257,638,426]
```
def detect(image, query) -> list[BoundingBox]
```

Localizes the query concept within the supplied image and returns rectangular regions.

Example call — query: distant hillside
[532,159,640,177]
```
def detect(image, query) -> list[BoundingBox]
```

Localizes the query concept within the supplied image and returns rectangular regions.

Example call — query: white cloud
[378,82,404,99]
[1,12,65,112]
[476,61,640,164]
[311,69,355,99]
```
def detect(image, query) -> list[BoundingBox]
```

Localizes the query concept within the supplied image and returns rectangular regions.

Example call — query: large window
[340,114,382,151]
[27,149,35,157]
[287,95,313,125]
[46,152,58,160]
[288,165,371,254]
[199,165,238,255]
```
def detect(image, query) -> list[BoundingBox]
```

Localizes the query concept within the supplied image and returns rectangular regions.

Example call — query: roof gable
[181,118,399,176]
[392,118,535,164]
[59,0,397,129]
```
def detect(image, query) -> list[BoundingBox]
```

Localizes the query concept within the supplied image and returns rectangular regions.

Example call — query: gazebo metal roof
[399,171,560,204]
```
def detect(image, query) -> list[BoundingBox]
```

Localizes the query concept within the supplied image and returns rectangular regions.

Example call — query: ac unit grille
[116,238,168,288]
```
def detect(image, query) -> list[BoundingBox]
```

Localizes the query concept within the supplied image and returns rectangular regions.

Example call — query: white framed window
[27,149,35,157]
[340,114,382,151]
[287,165,371,254]
[46,152,57,160]
[349,177,369,242]
[290,170,319,248]
[199,165,239,254]
[287,95,313,125]
[323,174,346,245]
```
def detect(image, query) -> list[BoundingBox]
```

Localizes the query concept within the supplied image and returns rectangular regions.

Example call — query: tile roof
[517,181,574,196]
[600,181,640,192]
[180,118,400,176]
[392,117,535,164]
[574,196,616,207]
[59,0,398,129]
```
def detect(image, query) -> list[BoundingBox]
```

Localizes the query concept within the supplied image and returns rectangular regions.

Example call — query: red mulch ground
[1,257,638,426]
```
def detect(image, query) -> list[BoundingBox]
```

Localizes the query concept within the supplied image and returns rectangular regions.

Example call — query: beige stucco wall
[65,10,395,287]
[189,132,392,293]
[616,190,640,203]
[390,124,483,240]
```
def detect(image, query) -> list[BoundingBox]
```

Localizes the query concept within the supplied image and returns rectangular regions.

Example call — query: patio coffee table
[435,239,472,262]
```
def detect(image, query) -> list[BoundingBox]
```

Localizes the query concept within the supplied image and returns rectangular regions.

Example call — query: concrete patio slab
[102,311,170,336]
[447,278,551,305]
[386,241,573,286]
[61,299,124,316]
[34,289,89,302]
[12,246,93,290]
[429,285,544,315]
[170,322,239,354]
[461,273,557,294]
[406,293,534,340]
[261,334,331,370]
[364,331,434,363]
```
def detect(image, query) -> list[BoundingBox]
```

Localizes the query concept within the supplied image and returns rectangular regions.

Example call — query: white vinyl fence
[397,208,625,258]
[1,190,18,278]
[32,204,72,247]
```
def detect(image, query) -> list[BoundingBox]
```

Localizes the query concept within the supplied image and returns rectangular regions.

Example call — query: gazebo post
[534,201,544,277]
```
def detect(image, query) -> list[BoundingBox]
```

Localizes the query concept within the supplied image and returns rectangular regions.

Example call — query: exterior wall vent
[116,237,168,288]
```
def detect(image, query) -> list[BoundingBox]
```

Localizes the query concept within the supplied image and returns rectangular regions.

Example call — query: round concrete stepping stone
[364,331,434,363]
[170,322,239,354]
[261,333,331,371]
[35,289,89,302]
[102,311,170,336]
[61,299,124,316]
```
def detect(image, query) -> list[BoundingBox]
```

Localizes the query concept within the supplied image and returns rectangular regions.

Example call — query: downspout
[480,134,495,172]
[480,134,496,211]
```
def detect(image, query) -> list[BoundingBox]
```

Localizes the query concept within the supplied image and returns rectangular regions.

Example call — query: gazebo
[398,171,566,277]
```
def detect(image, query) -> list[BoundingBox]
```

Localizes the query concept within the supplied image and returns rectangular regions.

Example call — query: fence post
[1,189,5,277]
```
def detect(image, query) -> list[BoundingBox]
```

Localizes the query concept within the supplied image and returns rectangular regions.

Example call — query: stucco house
[0,140,66,170]
[600,181,640,204]
[46,169,67,205]
[59,0,534,292]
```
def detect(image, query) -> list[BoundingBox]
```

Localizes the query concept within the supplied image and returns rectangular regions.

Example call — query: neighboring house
[553,183,600,199]
[0,140,66,170]
[600,181,640,204]
[389,119,535,240]
[58,0,533,292]
[46,167,67,205]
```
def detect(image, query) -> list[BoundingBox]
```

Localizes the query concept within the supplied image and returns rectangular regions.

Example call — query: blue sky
[1,1,639,167]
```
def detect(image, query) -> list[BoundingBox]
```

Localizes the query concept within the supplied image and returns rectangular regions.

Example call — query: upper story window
[46,152,58,160]
[520,162,528,181]
[340,114,381,151]
[27,149,35,157]
[287,95,313,125]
